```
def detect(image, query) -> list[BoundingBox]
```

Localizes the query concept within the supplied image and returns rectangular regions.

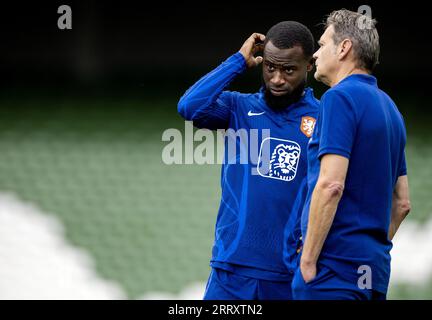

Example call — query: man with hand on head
[178,22,319,300]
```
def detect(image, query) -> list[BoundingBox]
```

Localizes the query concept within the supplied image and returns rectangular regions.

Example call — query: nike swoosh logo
[248,110,265,116]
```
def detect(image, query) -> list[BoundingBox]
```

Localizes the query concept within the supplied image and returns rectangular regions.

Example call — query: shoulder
[378,88,406,124]
[217,90,255,106]
[219,90,259,101]
[320,88,359,125]
[378,88,399,110]
[299,88,320,117]
[321,87,356,110]
[225,91,263,114]
[322,85,350,100]
[305,88,320,106]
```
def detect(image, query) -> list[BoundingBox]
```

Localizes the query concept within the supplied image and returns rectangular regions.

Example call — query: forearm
[177,52,246,120]
[301,183,343,265]
[388,199,411,240]
[388,175,411,240]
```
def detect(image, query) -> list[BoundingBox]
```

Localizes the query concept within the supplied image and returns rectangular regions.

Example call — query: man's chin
[264,90,300,110]
[314,72,331,86]
[263,79,306,110]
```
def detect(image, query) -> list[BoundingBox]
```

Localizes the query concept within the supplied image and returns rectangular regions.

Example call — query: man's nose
[313,50,319,61]
[271,71,286,86]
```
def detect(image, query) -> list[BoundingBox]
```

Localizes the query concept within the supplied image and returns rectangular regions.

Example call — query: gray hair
[326,9,380,72]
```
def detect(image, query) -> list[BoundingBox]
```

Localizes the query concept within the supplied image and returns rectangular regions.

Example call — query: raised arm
[177,33,265,129]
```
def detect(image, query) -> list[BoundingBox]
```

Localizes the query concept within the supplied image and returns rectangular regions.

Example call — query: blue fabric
[283,177,308,271]
[291,264,386,300]
[203,267,293,300]
[299,74,407,294]
[178,52,319,281]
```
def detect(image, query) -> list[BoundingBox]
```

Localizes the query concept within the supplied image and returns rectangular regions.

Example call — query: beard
[264,79,306,111]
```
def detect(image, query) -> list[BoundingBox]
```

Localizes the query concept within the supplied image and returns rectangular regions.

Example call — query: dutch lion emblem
[257,138,301,182]
[269,144,301,181]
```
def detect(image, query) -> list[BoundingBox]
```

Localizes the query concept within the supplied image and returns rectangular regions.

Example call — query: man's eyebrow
[265,61,297,68]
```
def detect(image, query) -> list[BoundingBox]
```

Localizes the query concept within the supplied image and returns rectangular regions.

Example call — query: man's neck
[330,65,370,87]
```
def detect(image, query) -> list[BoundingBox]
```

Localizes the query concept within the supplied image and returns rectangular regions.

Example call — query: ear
[338,39,353,61]
[306,58,314,72]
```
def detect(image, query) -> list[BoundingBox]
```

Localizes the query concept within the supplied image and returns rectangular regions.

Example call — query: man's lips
[270,88,289,96]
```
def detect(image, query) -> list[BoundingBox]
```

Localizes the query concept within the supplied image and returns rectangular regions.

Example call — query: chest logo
[248,110,266,116]
[257,138,301,182]
[301,116,316,138]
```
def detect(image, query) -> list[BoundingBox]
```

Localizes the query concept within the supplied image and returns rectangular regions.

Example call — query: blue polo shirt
[300,74,407,293]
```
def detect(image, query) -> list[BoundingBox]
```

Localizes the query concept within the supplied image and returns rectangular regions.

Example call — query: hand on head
[239,33,266,68]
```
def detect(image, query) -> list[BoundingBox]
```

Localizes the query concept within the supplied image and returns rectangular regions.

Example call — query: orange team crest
[300,116,316,138]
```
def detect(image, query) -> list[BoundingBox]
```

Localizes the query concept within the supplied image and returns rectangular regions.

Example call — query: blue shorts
[203,268,293,300]
[291,265,386,300]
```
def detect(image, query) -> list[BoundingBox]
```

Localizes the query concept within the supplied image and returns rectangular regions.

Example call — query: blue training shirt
[178,52,319,281]
[299,74,407,293]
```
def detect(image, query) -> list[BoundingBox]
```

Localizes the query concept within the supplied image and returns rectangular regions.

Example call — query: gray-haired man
[290,9,411,300]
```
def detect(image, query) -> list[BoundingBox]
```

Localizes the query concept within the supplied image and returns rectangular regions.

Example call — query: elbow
[177,97,189,120]
[317,179,344,200]
[177,96,199,121]
[398,199,411,218]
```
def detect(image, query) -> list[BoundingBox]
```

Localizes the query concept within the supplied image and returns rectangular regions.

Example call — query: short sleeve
[318,90,357,160]
[399,151,407,176]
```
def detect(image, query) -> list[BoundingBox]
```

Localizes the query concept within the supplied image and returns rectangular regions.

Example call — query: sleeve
[399,151,407,176]
[177,52,246,129]
[317,90,357,160]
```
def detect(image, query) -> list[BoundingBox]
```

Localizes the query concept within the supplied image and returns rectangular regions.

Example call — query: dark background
[1,0,430,99]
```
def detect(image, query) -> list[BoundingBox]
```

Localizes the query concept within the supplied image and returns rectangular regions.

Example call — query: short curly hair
[265,21,315,59]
